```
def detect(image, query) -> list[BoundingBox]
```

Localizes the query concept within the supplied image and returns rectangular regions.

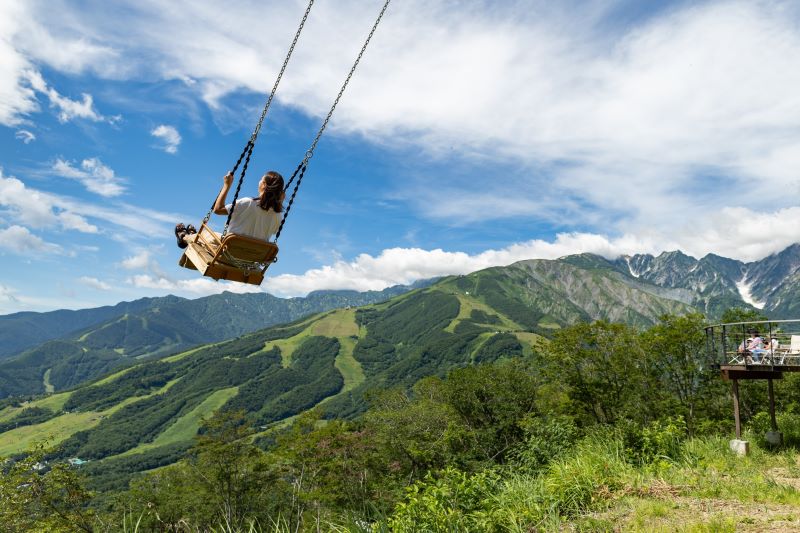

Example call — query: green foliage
[387,467,500,532]
[0,441,97,532]
[542,321,653,425]
[127,410,287,532]
[619,416,688,466]
[470,309,501,325]
[356,290,460,345]
[642,313,727,433]
[473,332,523,363]
[510,415,581,472]
[720,307,768,324]
[472,275,545,330]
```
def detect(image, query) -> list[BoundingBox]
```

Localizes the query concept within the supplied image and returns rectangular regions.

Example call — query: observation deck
[705,319,800,446]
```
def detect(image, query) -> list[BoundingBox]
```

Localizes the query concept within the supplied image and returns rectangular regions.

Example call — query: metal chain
[275,163,308,240]
[203,0,314,230]
[250,0,315,143]
[302,0,391,165]
[279,0,391,236]
[223,141,256,236]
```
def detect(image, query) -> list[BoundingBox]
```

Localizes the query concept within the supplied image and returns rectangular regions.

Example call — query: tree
[0,441,96,532]
[127,410,286,531]
[542,321,654,425]
[641,313,727,433]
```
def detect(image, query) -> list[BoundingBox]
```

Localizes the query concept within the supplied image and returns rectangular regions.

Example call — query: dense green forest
[3,302,800,531]
[0,284,428,399]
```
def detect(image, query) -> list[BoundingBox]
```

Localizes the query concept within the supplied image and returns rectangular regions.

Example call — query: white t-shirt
[225,197,282,241]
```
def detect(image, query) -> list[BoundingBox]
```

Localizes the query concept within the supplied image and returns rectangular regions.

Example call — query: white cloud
[52,157,126,197]
[150,124,181,154]
[0,171,98,233]
[15,129,35,143]
[25,70,117,124]
[0,2,37,126]
[264,206,800,297]
[0,225,63,255]
[127,274,262,296]
[0,169,183,238]
[120,249,162,273]
[78,276,112,290]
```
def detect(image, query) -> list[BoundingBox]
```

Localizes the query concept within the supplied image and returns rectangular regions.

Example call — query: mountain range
[2,244,800,491]
[3,244,800,400]
[0,283,432,398]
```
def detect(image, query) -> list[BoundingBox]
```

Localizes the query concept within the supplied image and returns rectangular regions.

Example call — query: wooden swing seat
[178,224,278,286]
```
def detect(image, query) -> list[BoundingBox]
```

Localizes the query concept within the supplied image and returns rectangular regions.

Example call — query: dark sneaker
[175,223,188,249]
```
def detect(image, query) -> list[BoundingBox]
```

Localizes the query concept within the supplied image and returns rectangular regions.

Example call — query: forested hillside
[4,248,800,530]
[0,283,429,398]
[4,305,800,531]
[0,259,707,487]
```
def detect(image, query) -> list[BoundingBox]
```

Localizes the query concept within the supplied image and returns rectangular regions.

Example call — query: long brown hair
[258,171,284,212]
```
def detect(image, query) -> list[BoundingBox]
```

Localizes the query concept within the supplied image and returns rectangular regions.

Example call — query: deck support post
[768,378,777,431]
[766,378,784,446]
[732,378,741,439]
[729,378,750,455]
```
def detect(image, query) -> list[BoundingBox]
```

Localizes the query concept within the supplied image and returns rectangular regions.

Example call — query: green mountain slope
[0,256,701,492]
[0,285,428,398]
[0,297,167,360]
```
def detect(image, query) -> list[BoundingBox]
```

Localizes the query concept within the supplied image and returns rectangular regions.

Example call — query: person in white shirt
[175,170,285,248]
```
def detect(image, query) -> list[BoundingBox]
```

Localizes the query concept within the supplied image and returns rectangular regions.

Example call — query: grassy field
[117,386,239,457]
[43,368,54,393]
[441,290,524,332]
[0,411,104,457]
[0,379,181,457]
[263,310,356,367]
[0,391,73,424]
[311,309,358,337]
[334,335,365,393]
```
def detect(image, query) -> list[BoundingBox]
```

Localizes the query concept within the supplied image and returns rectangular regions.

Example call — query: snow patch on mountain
[736,277,765,309]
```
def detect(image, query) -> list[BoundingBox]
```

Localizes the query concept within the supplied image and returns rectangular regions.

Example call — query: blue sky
[2,0,800,313]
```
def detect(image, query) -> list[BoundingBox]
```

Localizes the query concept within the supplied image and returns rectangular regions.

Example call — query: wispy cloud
[0,225,63,255]
[14,129,35,143]
[150,124,181,154]
[78,276,112,291]
[52,157,126,197]
[264,206,800,297]
[127,274,262,296]
[25,70,118,124]
[0,168,182,238]
[0,171,98,233]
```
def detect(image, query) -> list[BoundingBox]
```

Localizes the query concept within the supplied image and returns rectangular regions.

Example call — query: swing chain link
[275,163,308,241]
[251,0,315,143]
[223,141,256,237]
[278,0,391,242]
[303,0,391,164]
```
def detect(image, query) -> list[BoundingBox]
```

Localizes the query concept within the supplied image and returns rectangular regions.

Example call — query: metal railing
[705,319,800,367]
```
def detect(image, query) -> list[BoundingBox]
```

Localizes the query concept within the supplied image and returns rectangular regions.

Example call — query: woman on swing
[175,170,285,248]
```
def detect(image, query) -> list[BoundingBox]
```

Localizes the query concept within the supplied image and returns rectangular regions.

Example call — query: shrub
[387,467,501,532]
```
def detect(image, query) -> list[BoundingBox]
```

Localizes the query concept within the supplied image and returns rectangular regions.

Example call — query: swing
[178,0,391,286]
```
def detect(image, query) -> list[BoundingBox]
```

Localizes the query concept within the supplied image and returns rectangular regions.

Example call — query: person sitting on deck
[175,170,285,248]
[746,330,768,363]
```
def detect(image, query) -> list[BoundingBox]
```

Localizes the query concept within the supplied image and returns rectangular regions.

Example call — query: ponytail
[259,171,284,213]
